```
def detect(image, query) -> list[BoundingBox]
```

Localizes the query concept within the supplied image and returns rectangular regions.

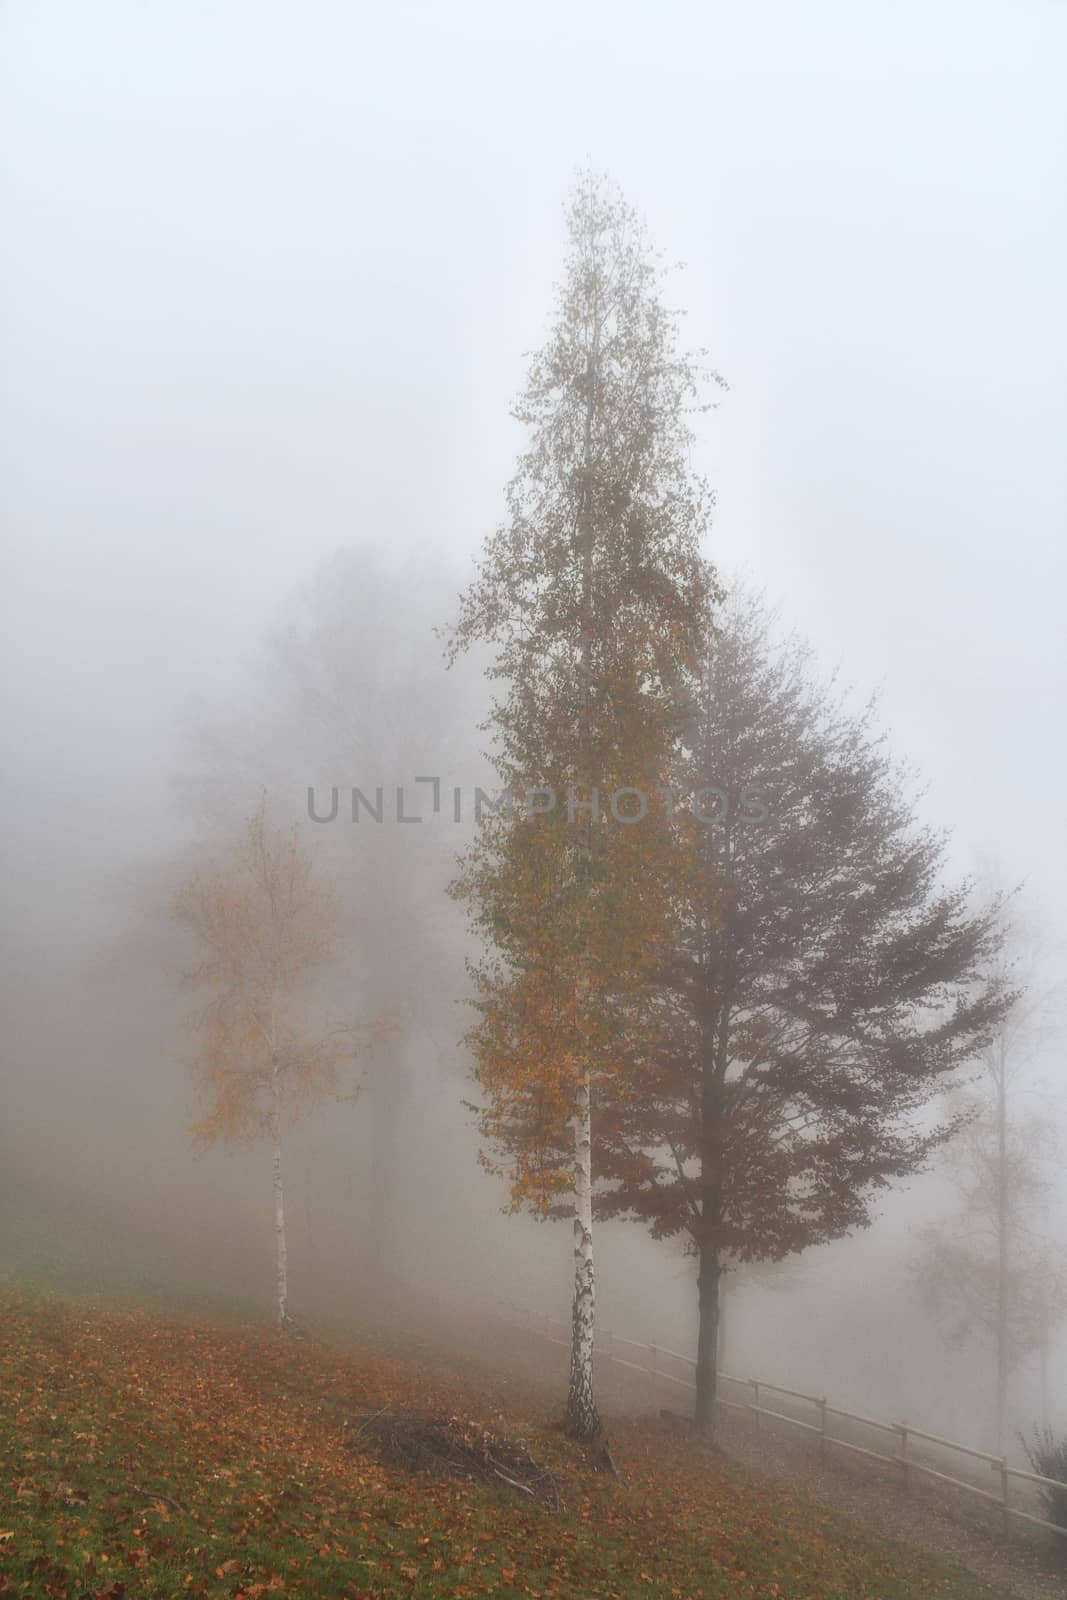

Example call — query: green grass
[0,1289,1021,1600]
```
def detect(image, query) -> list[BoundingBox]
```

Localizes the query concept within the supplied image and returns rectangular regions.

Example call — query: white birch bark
[565,1070,600,1440]
[563,310,602,1444]
[270,1074,289,1328]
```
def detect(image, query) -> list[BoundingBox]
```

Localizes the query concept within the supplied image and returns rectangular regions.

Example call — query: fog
[3,0,1066,1460]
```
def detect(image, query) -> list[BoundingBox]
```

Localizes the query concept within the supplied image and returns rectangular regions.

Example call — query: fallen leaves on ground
[0,1290,1019,1599]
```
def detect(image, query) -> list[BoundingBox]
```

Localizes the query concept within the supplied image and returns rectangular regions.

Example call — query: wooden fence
[500,1298,1066,1541]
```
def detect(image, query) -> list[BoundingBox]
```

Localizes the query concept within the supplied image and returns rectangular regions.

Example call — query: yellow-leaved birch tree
[175,803,355,1328]
[450,174,719,1441]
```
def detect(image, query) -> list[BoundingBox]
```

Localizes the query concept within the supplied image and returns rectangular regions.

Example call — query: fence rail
[501,1297,1066,1541]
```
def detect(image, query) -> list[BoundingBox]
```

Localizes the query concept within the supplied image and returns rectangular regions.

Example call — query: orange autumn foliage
[173,804,352,1147]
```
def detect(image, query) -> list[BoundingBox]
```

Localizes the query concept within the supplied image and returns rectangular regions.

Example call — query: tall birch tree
[174,803,355,1328]
[450,174,718,1442]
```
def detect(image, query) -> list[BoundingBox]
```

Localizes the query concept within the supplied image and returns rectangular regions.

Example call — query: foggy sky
[4,0,1066,957]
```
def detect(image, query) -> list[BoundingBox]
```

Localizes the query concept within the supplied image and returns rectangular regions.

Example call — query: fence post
[897,1423,909,1490]
[751,1379,761,1435]
[819,1396,827,1462]
[999,1456,1010,1536]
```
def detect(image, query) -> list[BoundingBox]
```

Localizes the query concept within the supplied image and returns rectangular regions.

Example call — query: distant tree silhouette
[915,919,1067,1450]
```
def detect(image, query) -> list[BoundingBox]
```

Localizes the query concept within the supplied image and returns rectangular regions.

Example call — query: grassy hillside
[0,1291,1018,1600]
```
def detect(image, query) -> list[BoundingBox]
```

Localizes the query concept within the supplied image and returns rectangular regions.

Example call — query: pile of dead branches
[349,1410,562,1509]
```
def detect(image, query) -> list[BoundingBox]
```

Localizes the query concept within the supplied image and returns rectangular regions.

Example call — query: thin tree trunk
[694,1247,721,1436]
[271,1086,289,1329]
[564,1071,601,1441]
[563,308,602,1445]
[995,1037,1008,1453]
[694,706,732,1438]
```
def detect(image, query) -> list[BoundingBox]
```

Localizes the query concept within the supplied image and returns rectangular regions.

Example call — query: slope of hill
[0,1291,1019,1600]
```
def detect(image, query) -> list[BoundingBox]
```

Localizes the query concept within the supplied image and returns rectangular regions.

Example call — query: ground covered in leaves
[0,1291,1020,1599]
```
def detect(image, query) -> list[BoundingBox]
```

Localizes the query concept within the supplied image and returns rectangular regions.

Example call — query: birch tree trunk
[270,1080,289,1329]
[563,319,602,1445]
[564,1071,600,1441]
